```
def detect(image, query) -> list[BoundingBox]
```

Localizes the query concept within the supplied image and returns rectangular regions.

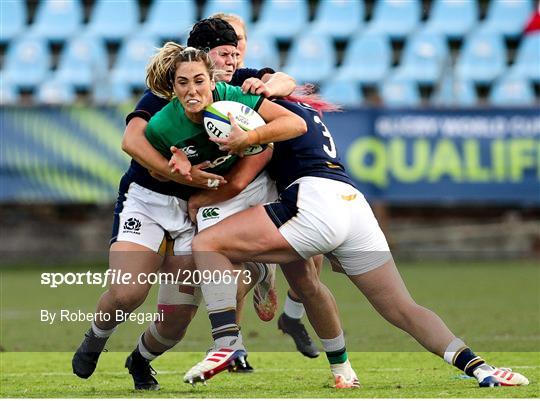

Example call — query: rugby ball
[203,101,266,155]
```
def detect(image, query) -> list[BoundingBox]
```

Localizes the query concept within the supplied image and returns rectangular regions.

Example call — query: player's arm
[241,72,296,98]
[187,148,272,221]
[213,99,307,155]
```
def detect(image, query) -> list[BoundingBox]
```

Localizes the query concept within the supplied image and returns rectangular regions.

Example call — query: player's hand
[169,146,192,179]
[188,161,227,189]
[210,113,249,156]
[241,78,271,97]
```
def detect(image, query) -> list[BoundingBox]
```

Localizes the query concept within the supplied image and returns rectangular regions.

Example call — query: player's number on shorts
[314,115,337,158]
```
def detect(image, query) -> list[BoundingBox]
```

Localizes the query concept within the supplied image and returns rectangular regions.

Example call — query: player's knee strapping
[157,282,202,309]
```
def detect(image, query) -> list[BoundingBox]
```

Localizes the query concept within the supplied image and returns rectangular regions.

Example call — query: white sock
[138,335,158,361]
[283,293,305,319]
[91,320,115,338]
[443,337,467,365]
[321,331,345,353]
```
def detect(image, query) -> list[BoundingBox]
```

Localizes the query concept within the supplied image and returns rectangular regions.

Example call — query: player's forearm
[122,118,171,175]
[190,149,272,208]
[248,116,306,146]
[261,72,296,97]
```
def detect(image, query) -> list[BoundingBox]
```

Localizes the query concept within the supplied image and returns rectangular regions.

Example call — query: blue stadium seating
[30,0,83,42]
[508,33,540,83]
[3,35,50,89]
[202,0,252,23]
[55,35,109,89]
[242,33,280,71]
[93,81,132,104]
[86,0,139,42]
[0,81,19,105]
[424,0,478,40]
[283,32,336,84]
[433,76,477,106]
[365,0,421,40]
[336,33,391,85]
[0,0,26,43]
[142,0,195,41]
[110,34,159,88]
[310,0,363,41]
[490,76,535,106]
[320,79,363,106]
[253,0,309,42]
[36,79,77,104]
[456,31,506,84]
[380,77,421,106]
[393,31,449,85]
[482,0,533,38]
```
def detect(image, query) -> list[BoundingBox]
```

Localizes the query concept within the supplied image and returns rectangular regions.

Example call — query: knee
[108,287,147,312]
[287,275,321,301]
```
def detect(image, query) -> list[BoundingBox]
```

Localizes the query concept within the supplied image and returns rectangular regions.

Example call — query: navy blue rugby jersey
[268,100,356,193]
[122,67,274,198]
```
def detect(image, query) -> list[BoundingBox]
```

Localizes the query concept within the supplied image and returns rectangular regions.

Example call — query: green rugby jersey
[146,81,264,175]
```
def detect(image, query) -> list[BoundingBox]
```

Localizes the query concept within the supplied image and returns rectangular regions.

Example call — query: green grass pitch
[1,260,539,398]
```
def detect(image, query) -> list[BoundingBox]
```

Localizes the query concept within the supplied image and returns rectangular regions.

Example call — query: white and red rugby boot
[183,348,247,385]
[474,365,529,387]
[331,360,360,389]
[252,262,278,322]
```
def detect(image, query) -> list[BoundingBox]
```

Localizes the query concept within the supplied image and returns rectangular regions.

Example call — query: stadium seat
[424,0,478,40]
[93,81,132,104]
[508,33,540,83]
[283,32,336,84]
[86,0,139,42]
[455,31,506,84]
[242,33,280,71]
[202,0,252,23]
[393,31,448,85]
[0,81,19,105]
[30,0,83,42]
[55,35,108,89]
[482,0,533,38]
[489,76,535,106]
[36,79,77,104]
[380,77,421,106]
[310,0,363,41]
[253,0,309,42]
[142,0,195,41]
[110,34,159,88]
[365,0,420,39]
[3,35,50,89]
[320,79,363,107]
[0,0,26,43]
[433,76,477,106]
[335,33,391,85]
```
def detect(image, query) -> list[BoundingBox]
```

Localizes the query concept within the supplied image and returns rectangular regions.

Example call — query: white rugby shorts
[111,182,195,254]
[264,176,391,276]
[196,171,278,231]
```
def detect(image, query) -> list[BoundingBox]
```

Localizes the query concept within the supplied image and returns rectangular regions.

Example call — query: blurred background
[1,0,539,263]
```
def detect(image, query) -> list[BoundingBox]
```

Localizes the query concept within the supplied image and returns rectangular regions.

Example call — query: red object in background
[524,8,540,34]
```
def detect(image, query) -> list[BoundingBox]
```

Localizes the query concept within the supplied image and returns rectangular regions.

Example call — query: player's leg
[280,259,358,388]
[340,193,529,387]
[278,254,322,358]
[125,252,198,390]
[185,205,300,384]
[73,240,163,379]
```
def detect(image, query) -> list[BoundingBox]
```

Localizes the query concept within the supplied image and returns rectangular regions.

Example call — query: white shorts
[197,171,278,231]
[111,182,195,254]
[264,176,391,276]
